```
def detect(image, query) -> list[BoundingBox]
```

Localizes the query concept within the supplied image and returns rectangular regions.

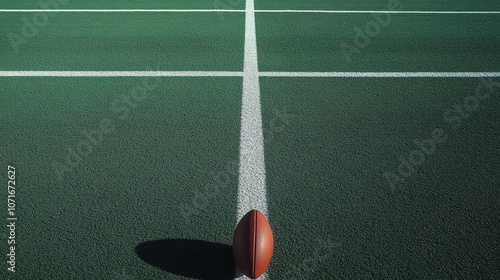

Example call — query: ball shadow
[135,239,236,280]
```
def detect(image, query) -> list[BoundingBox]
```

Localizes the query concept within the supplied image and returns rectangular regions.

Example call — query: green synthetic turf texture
[4,0,500,11]
[1,1,500,279]
[257,13,500,72]
[0,13,244,71]
[260,77,500,279]
[256,0,500,11]
[0,77,242,279]
[1,0,244,9]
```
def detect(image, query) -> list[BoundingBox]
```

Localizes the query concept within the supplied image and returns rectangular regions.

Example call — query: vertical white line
[237,0,267,220]
[236,1,269,278]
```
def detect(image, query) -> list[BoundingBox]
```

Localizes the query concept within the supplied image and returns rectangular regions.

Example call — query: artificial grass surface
[255,0,500,11]
[260,77,500,279]
[4,0,500,11]
[1,1,499,279]
[256,13,500,72]
[0,0,245,10]
[0,12,244,71]
[0,77,242,279]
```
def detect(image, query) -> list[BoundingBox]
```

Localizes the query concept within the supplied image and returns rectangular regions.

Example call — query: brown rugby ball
[232,209,274,279]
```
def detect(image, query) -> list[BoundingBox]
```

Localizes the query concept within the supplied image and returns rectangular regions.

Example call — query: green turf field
[1,1,499,279]
[256,13,500,72]
[0,13,244,70]
[255,0,500,11]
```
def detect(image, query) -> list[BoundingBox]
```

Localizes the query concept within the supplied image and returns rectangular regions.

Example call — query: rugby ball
[232,209,274,279]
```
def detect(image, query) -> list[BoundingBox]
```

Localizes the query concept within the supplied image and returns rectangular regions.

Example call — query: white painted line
[0,9,244,13]
[235,1,268,279]
[237,0,268,219]
[2,71,499,78]
[0,9,499,14]
[255,10,500,14]
[0,71,243,77]
[259,72,500,78]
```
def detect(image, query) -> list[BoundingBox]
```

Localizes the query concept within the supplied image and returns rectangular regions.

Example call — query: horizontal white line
[256,10,500,14]
[1,71,499,78]
[0,9,244,13]
[0,71,243,77]
[0,9,499,14]
[259,72,500,77]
